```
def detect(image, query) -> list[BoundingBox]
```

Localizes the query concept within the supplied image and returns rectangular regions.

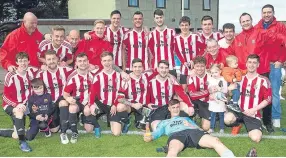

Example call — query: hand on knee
[59,100,69,107]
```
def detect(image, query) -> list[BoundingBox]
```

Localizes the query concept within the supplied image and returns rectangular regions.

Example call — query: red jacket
[205,48,227,69]
[75,34,113,69]
[0,23,42,69]
[255,17,286,63]
[227,27,286,74]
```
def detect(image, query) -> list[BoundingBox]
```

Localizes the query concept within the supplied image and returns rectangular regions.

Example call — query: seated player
[224,54,272,143]
[204,38,226,69]
[86,52,125,137]
[147,60,194,131]
[26,78,58,140]
[0,52,37,152]
[143,99,235,157]
[186,56,211,131]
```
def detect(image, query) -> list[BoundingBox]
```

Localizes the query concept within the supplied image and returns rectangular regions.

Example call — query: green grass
[1,98,286,156]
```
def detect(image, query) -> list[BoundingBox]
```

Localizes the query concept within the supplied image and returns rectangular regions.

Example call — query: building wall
[68,0,218,31]
[68,0,116,19]
[116,0,218,30]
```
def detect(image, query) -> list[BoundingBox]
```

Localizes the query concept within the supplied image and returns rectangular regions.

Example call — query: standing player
[84,10,129,68]
[87,52,124,136]
[255,4,286,128]
[197,15,224,46]
[225,54,272,143]
[218,23,235,49]
[148,9,176,76]
[147,60,194,131]
[122,11,149,73]
[59,53,97,144]
[0,52,36,152]
[76,20,113,70]
[186,56,211,131]
[174,16,205,89]
[38,26,73,67]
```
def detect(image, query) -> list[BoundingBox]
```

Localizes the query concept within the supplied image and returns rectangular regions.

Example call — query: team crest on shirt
[254,84,259,89]
[36,40,39,44]
[238,42,242,47]
[252,40,255,44]
[44,99,48,103]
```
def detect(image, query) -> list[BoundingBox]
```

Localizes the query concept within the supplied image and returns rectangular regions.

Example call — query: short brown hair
[158,60,169,67]
[94,20,105,26]
[168,99,180,106]
[193,56,206,65]
[201,15,213,24]
[76,52,88,59]
[100,51,113,59]
[15,52,29,62]
[44,49,57,58]
[31,78,44,87]
[154,9,164,17]
[52,25,65,33]
[247,54,260,63]
[132,58,142,65]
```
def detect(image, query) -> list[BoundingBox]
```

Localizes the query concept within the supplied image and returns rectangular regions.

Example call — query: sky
[219,0,286,32]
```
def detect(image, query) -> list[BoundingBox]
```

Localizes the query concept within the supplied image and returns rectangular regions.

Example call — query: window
[203,0,211,11]
[156,0,166,8]
[181,0,190,10]
[128,0,139,7]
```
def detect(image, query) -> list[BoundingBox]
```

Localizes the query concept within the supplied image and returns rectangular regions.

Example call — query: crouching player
[115,58,155,132]
[59,53,97,144]
[86,52,126,137]
[26,78,59,140]
[147,60,194,131]
[143,99,235,157]
[0,52,37,152]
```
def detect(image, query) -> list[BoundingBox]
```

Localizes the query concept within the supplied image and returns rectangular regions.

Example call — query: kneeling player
[86,52,126,136]
[0,52,36,152]
[26,78,59,140]
[147,60,194,131]
[143,99,235,157]
[59,53,96,144]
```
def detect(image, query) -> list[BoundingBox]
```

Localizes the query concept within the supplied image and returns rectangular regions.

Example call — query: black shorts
[167,129,208,150]
[150,105,170,123]
[96,101,121,123]
[169,70,177,78]
[227,112,262,132]
[48,108,60,129]
[53,96,65,107]
[180,74,188,84]
[192,100,210,120]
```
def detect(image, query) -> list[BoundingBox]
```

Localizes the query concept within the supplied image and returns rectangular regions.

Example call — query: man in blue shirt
[143,99,235,157]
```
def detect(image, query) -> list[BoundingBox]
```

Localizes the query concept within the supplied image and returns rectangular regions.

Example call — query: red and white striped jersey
[148,27,175,70]
[105,26,129,67]
[174,34,205,75]
[90,70,121,106]
[2,69,36,109]
[27,66,39,79]
[38,40,73,61]
[36,66,74,102]
[196,31,224,44]
[239,74,272,118]
[120,74,149,104]
[147,75,193,107]
[64,70,95,105]
[123,29,149,71]
[187,73,211,102]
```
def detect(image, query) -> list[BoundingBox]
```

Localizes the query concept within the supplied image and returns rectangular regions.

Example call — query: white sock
[221,149,235,157]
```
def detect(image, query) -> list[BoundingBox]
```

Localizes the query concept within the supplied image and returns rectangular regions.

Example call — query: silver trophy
[139,107,152,125]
